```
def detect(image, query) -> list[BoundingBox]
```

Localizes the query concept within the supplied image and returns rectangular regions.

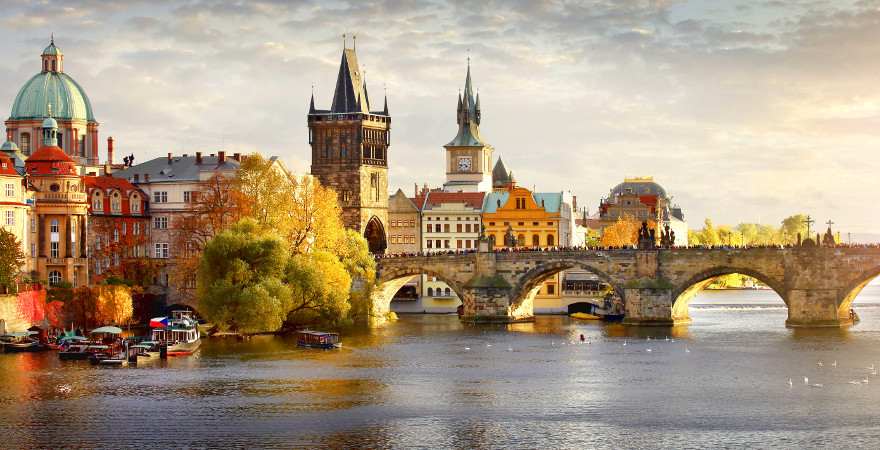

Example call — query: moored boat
[150,311,201,356]
[297,330,341,349]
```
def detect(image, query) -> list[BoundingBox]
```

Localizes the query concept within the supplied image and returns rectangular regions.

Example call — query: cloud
[0,0,878,233]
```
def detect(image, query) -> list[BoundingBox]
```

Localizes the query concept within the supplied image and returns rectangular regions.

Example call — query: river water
[3,285,880,449]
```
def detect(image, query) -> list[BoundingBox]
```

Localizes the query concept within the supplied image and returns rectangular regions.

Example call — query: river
[2,285,880,449]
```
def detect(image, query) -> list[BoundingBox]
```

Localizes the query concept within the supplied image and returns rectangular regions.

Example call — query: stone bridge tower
[309,40,390,253]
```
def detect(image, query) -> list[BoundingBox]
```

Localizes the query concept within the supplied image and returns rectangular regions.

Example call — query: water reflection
[2,287,880,448]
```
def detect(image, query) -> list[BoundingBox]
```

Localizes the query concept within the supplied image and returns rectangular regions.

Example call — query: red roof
[423,191,485,210]
[26,146,75,163]
[0,153,18,176]
[83,175,141,194]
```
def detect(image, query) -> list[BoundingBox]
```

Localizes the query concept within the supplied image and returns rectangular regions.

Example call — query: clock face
[458,157,472,172]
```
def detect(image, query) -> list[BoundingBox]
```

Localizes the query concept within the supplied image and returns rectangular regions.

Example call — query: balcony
[362,158,386,166]
[36,192,87,203]
[45,257,88,266]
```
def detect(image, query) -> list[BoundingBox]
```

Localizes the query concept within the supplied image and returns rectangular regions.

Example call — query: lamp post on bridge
[803,215,815,241]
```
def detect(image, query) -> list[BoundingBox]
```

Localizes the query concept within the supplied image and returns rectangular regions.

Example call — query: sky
[1,0,879,237]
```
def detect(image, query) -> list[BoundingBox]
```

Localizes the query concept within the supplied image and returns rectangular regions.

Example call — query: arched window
[48,270,62,286]
[547,234,555,246]
[113,229,119,242]
[444,287,451,296]
[92,191,103,212]
[130,193,141,214]
[532,234,540,247]
[517,234,525,247]
[20,133,30,154]
[110,191,122,213]
[427,287,434,297]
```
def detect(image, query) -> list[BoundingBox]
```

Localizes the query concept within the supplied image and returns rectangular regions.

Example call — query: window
[517,234,525,247]
[20,133,30,154]
[426,224,431,233]
[50,219,59,233]
[443,224,450,233]
[426,240,433,249]
[30,217,35,233]
[547,234,555,246]
[154,243,169,258]
[5,211,13,226]
[110,191,122,213]
[48,270,62,286]
[444,240,450,249]
[113,229,119,242]
[183,191,192,203]
[153,191,168,203]
[547,284,555,295]
[427,287,434,296]
[435,240,441,249]
[465,224,471,233]
[92,192,103,211]
[30,243,35,257]
[532,235,540,247]
[4,183,13,197]
[456,240,462,249]
[465,240,471,248]
[49,184,60,192]
[434,224,441,233]
[131,194,141,214]
[133,222,140,235]
[444,287,451,296]
[457,224,462,233]
[79,135,86,156]
[153,216,168,229]
[50,242,59,258]
[122,223,127,235]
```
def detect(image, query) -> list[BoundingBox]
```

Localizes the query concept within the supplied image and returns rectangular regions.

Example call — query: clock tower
[442,61,493,193]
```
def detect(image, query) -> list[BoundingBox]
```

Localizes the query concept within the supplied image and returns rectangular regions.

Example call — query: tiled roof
[423,191,485,210]
[83,175,142,194]
[113,154,239,183]
[26,145,74,162]
[0,153,19,176]
[483,190,563,213]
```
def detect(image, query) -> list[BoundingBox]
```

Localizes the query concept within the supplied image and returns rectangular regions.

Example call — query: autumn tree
[600,215,642,247]
[285,250,352,326]
[780,214,809,244]
[170,173,245,304]
[197,219,292,333]
[0,228,24,292]
[234,153,345,255]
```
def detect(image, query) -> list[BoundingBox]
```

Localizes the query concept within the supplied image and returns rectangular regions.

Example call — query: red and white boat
[150,311,201,356]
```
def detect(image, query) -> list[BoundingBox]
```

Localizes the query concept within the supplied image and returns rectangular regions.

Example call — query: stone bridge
[373,247,880,327]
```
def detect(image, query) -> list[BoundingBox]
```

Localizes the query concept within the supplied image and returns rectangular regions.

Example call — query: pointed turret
[330,48,370,114]
[383,94,388,115]
[446,61,485,147]
[492,158,511,189]
[309,90,316,114]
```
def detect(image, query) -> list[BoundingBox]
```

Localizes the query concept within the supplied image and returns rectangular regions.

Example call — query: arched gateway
[373,247,880,328]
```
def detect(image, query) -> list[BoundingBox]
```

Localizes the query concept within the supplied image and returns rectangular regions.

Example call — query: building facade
[26,118,89,287]
[442,63,494,193]
[0,150,32,275]
[308,43,390,253]
[84,174,150,283]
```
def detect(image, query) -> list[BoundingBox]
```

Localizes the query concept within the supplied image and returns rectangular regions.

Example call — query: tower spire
[309,84,316,114]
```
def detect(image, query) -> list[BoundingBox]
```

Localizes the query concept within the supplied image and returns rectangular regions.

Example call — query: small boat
[570,312,601,320]
[1,332,45,353]
[89,352,128,366]
[129,341,161,363]
[150,311,201,356]
[59,343,95,360]
[297,330,341,349]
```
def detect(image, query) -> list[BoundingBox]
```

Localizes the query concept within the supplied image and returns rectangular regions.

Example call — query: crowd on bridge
[374,242,880,260]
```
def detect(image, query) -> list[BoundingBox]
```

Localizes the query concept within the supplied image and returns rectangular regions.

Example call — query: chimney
[103,163,112,176]
[232,153,241,162]
[107,137,114,165]
[167,152,172,164]
[218,151,226,164]
[144,174,150,183]
[133,174,140,183]
[195,152,202,165]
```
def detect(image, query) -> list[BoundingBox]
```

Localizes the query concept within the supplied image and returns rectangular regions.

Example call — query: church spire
[446,59,485,147]
[330,45,370,114]
[309,85,316,114]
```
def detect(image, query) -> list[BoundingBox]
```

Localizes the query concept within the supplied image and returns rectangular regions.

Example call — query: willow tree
[197,219,292,333]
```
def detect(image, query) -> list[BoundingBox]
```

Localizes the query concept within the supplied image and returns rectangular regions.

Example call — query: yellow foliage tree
[600,215,643,247]
[234,153,345,255]
[94,285,135,326]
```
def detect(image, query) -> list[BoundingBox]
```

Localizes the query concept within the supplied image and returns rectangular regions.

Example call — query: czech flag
[149,317,169,328]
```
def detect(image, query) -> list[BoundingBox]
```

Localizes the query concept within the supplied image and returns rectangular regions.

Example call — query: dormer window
[49,183,60,192]
[110,191,122,213]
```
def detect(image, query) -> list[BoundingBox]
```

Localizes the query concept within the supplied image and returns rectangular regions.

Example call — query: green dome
[42,43,62,56]
[10,71,95,122]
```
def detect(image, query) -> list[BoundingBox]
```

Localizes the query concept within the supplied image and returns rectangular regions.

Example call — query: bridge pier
[621,287,691,326]
[785,289,854,328]
[459,283,535,324]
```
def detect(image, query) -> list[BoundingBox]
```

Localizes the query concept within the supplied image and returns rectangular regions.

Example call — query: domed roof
[42,116,58,129]
[611,177,668,198]
[27,145,74,163]
[10,72,95,121]
[42,42,62,56]
[0,140,19,152]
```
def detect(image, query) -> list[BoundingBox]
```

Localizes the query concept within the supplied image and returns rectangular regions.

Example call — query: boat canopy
[130,344,153,349]
[90,326,123,334]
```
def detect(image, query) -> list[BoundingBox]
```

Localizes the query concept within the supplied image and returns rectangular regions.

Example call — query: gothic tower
[308,42,390,253]
[442,60,494,193]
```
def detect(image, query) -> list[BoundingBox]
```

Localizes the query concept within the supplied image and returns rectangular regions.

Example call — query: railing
[36,192,87,203]
[362,158,386,166]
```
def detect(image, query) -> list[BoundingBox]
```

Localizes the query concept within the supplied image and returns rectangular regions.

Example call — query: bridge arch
[373,266,468,319]
[509,259,626,315]
[838,264,880,319]
[671,266,787,322]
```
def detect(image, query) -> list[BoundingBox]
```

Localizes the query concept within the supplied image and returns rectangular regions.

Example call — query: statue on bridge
[823,227,836,247]
[504,225,517,248]
[638,221,655,250]
[660,223,676,248]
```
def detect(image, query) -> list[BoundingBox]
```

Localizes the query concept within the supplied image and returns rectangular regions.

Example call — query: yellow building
[482,184,563,305]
